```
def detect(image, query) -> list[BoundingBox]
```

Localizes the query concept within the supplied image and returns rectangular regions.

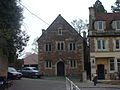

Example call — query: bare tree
[31,37,38,54]
[71,19,88,34]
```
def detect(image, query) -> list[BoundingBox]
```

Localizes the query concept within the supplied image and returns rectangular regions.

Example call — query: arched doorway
[57,61,65,76]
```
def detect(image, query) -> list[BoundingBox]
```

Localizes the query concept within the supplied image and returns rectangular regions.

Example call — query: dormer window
[112,21,120,30]
[94,21,105,31]
[116,21,120,30]
[98,21,104,30]
[58,27,62,35]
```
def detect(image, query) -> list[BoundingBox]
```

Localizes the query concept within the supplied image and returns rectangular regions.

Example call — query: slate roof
[38,14,83,42]
[95,12,120,29]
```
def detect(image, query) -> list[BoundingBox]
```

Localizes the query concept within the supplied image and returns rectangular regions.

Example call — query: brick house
[24,53,38,67]
[88,7,120,80]
[38,14,90,78]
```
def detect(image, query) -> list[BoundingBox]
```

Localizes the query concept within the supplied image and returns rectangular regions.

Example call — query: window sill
[45,67,52,69]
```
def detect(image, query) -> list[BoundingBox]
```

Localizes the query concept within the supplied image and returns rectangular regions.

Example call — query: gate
[66,77,81,90]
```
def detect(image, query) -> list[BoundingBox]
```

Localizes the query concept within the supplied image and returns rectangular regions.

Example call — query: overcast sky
[20,0,115,55]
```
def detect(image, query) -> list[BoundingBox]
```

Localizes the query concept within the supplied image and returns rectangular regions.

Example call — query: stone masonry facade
[38,15,87,77]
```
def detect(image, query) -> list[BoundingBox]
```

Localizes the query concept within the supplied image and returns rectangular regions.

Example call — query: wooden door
[57,61,65,76]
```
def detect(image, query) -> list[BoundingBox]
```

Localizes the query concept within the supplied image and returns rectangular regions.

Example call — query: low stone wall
[0,56,8,77]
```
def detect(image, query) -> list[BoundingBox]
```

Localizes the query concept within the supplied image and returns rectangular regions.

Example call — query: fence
[66,77,81,90]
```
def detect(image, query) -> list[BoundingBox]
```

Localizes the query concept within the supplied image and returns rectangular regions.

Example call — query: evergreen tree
[93,0,107,13]
[111,0,120,12]
[0,0,29,63]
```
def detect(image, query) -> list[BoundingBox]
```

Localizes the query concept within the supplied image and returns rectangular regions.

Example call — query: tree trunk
[0,56,8,77]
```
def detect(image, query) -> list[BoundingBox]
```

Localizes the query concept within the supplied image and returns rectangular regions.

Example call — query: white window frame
[58,27,62,35]
[69,43,76,51]
[109,59,115,72]
[69,60,77,69]
[114,39,120,50]
[116,21,120,30]
[45,61,52,69]
[56,41,64,51]
[45,43,52,51]
[117,59,120,72]
[96,40,106,50]
[97,21,104,31]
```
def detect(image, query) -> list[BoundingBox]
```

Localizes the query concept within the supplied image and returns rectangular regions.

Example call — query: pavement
[6,76,120,90]
[42,76,120,89]
[75,80,120,89]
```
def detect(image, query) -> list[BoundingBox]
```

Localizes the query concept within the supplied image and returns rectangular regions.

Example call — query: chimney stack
[83,31,86,38]
[89,7,95,30]
[42,29,45,34]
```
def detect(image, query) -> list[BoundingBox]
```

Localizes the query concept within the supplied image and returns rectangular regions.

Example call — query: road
[7,78,120,90]
[7,78,66,90]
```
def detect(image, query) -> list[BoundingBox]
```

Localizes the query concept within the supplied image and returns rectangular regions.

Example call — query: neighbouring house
[37,14,90,80]
[88,7,120,80]
[24,53,38,67]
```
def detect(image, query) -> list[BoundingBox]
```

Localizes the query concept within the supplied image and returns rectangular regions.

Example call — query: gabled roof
[38,14,83,42]
[24,53,38,65]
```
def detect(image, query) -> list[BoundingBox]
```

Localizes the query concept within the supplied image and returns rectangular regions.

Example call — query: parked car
[7,67,22,80]
[18,67,42,78]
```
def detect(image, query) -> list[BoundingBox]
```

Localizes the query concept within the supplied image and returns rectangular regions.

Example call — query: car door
[22,68,31,77]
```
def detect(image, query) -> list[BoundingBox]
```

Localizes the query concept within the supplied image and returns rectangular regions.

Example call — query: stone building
[88,7,120,80]
[38,14,89,78]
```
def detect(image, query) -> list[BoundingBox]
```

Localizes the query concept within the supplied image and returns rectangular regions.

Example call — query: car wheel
[37,76,41,79]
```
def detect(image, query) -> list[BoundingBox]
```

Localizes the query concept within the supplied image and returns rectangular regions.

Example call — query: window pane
[46,61,48,67]
[110,59,115,71]
[97,40,101,49]
[116,21,120,29]
[49,61,51,67]
[98,22,103,30]
[117,59,120,72]
[73,43,75,50]
[49,44,51,51]
[102,40,105,49]
[46,61,52,68]
[116,40,120,49]
[58,43,60,50]
[46,44,48,51]
[58,29,62,35]
[61,43,64,50]
[70,60,76,68]
[73,60,76,67]
[70,60,73,67]
[70,43,72,50]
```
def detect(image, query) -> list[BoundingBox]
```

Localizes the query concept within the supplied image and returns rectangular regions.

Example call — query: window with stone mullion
[116,40,120,49]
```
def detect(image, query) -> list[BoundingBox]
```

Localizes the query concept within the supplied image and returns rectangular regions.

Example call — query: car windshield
[32,68,37,70]
[24,67,38,70]
[8,67,17,72]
